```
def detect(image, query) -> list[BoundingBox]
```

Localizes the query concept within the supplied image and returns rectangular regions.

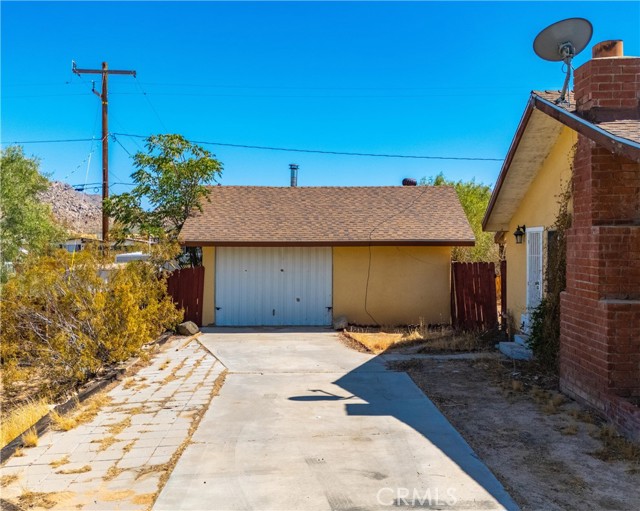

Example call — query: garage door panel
[215,247,332,326]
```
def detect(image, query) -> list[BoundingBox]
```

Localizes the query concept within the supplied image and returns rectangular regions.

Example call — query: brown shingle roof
[532,90,640,144]
[179,186,474,246]
[597,119,640,145]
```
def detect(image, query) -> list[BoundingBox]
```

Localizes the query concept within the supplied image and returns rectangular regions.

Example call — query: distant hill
[38,181,103,237]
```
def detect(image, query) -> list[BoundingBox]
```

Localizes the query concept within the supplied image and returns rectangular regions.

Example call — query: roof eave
[531,96,640,162]
[180,239,476,248]
[482,93,640,232]
[482,95,536,232]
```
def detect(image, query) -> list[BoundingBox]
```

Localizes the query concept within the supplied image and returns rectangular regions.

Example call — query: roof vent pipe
[289,163,299,187]
[402,178,417,186]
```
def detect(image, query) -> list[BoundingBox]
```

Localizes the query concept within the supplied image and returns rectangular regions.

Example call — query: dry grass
[104,464,125,481]
[107,417,132,436]
[159,358,171,370]
[49,409,78,431]
[13,447,24,457]
[162,358,187,385]
[94,435,118,452]
[49,393,113,432]
[511,380,524,392]
[50,455,70,468]
[561,423,579,436]
[346,332,404,353]
[75,393,112,423]
[0,398,50,447]
[592,425,640,463]
[21,427,39,447]
[17,490,69,509]
[123,378,136,389]
[135,463,168,480]
[56,464,91,475]
[131,493,155,506]
[345,325,487,354]
[123,440,136,454]
[568,408,596,424]
[0,474,19,486]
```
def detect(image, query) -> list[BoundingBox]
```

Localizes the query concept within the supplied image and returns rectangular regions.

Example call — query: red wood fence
[166,266,205,326]
[451,262,498,331]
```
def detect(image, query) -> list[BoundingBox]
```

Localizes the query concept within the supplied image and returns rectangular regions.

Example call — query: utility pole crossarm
[72,61,136,77]
[72,61,136,244]
[73,67,137,77]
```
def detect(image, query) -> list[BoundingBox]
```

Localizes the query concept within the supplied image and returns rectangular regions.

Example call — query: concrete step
[498,341,533,361]
[514,334,530,347]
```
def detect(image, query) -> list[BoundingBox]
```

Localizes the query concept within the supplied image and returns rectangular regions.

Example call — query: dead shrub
[0,247,182,395]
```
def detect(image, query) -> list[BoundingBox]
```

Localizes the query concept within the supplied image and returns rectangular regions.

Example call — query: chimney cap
[402,178,417,186]
[592,40,623,58]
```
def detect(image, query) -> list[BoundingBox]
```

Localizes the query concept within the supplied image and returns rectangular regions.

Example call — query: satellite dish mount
[533,18,593,107]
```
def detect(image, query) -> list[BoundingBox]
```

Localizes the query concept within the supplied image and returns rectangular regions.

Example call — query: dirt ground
[391,356,640,511]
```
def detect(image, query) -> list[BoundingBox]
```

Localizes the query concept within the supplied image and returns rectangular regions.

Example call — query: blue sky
[2,1,639,193]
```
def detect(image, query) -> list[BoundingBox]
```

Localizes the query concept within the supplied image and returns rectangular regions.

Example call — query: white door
[526,227,544,310]
[215,247,332,326]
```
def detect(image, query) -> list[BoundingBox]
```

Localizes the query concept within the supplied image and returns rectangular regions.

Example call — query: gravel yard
[393,356,640,511]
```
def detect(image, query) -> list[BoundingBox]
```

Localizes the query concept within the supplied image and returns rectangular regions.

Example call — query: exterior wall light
[514,225,526,244]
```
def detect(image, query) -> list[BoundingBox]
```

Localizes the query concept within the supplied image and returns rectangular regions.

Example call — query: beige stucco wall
[202,246,215,326]
[201,245,452,326]
[505,126,576,324]
[333,246,452,326]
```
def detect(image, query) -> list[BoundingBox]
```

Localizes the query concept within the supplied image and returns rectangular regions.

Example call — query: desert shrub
[0,247,182,393]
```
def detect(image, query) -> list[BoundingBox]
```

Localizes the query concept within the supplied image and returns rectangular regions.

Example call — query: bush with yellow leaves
[1,247,182,393]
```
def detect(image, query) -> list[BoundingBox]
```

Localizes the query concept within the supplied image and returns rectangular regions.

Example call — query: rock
[38,181,103,236]
[177,321,200,336]
[332,315,348,330]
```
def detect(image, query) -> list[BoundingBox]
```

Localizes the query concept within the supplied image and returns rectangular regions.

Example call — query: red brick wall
[559,54,640,440]
[574,57,640,115]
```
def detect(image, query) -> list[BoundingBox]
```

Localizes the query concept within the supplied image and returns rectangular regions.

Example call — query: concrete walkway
[0,336,224,511]
[155,328,518,511]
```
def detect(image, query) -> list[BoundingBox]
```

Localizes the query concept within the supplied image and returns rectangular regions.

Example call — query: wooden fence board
[166,266,205,326]
[450,261,499,332]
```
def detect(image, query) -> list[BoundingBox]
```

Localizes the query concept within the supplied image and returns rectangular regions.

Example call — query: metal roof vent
[402,178,417,186]
[290,163,299,187]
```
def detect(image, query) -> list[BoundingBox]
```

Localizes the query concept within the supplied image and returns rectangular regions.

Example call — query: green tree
[0,146,65,265]
[104,134,223,240]
[421,172,498,263]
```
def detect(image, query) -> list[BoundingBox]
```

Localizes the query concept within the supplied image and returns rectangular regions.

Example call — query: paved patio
[0,336,224,511]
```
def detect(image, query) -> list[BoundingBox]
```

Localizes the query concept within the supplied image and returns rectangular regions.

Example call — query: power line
[134,81,526,92]
[134,76,168,132]
[111,134,133,156]
[112,132,504,162]
[109,91,521,99]
[4,133,504,162]
[1,137,99,145]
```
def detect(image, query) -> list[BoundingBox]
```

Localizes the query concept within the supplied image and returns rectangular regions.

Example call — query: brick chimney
[560,41,640,440]
[573,40,640,122]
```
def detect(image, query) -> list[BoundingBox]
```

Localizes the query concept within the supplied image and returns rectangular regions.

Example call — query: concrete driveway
[154,329,518,511]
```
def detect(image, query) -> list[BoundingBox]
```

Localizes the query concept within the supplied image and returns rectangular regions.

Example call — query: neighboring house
[483,40,640,439]
[59,236,100,253]
[178,185,474,327]
[58,235,157,253]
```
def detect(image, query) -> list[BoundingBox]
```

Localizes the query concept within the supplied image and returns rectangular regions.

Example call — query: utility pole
[73,61,136,243]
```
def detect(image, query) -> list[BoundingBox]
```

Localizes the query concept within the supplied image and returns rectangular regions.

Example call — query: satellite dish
[533,18,593,106]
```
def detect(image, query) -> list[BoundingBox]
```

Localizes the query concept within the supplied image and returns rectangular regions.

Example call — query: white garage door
[215,247,332,326]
